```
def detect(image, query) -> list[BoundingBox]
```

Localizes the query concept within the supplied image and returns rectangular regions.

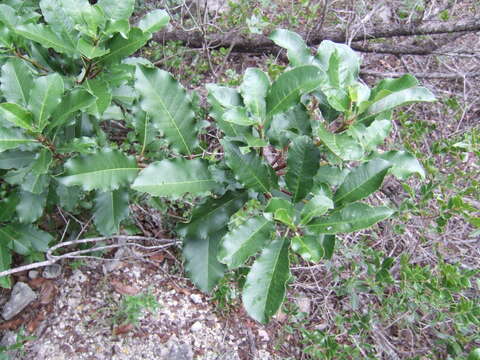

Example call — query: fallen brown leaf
[110,279,140,296]
[29,277,47,289]
[39,281,57,305]
[0,317,23,330]
[113,323,134,335]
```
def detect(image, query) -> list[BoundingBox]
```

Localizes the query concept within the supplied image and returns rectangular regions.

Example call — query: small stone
[70,269,87,283]
[190,321,203,332]
[1,282,37,320]
[190,293,202,304]
[28,270,39,279]
[43,264,62,279]
[165,341,193,360]
[295,294,311,314]
[258,329,270,342]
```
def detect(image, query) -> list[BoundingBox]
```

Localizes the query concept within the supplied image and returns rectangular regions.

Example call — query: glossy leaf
[285,136,320,202]
[84,79,111,117]
[138,9,170,33]
[101,28,150,65]
[366,86,435,116]
[223,140,277,193]
[316,40,360,86]
[135,65,198,155]
[16,191,47,223]
[222,107,257,126]
[377,150,425,180]
[0,224,52,255]
[291,234,335,262]
[0,242,12,288]
[16,23,75,54]
[0,58,33,106]
[0,151,35,169]
[348,119,392,152]
[28,73,64,131]
[240,68,270,121]
[49,88,97,129]
[177,191,248,292]
[0,103,34,131]
[0,126,37,152]
[242,237,290,323]
[317,124,363,161]
[269,29,313,66]
[218,216,274,269]
[77,38,109,59]
[132,158,217,197]
[314,165,350,187]
[93,189,130,235]
[300,190,334,225]
[370,74,419,102]
[266,65,325,116]
[334,159,391,205]
[306,202,394,234]
[58,148,138,191]
[97,0,135,21]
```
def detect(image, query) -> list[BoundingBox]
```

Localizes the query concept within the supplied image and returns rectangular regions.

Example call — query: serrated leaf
[132,158,218,197]
[97,0,135,21]
[218,216,274,269]
[306,202,394,234]
[317,124,363,161]
[0,58,34,106]
[138,9,170,33]
[49,88,97,129]
[101,28,150,65]
[291,234,335,262]
[366,86,435,116]
[223,140,277,193]
[300,190,334,225]
[177,191,249,292]
[16,191,47,223]
[84,79,111,116]
[334,159,391,205]
[93,189,130,235]
[135,65,198,155]
[269,29,313,66]
[377,150,425,180]
[266,65,325,116]
[0,126,38,152]
[242,236,290,323]
[16,23,76,54]
[28,73,64,131]
[58,148,138,191]
[285,136,320,202]
[0,103,34,131]
[0,223,52,255]
[240,68,270,121]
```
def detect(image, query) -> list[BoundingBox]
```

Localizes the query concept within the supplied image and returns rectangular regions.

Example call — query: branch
[361,70,480,80]
[153,18,480,54]
[0,236,176,279]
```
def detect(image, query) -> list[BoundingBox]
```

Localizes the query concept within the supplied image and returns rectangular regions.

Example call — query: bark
[153,18,480,54]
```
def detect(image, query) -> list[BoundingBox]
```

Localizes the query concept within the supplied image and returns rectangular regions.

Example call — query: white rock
[190,321,203,332]
[70,269,87,283]
[28,270,40,279]
[43,264,62,279]
[190,294,202,304]
[258,329,270,342]
[1,282,37,320]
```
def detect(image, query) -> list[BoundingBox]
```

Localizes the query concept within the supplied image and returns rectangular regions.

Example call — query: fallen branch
[0,236,176,279]
[153,18,480,54]
[361,70,480,80]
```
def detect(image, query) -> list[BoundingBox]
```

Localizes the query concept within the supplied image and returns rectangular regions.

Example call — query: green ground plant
[0,0,438,325]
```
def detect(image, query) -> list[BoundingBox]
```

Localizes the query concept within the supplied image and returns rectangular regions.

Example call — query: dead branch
[361,70,480,80]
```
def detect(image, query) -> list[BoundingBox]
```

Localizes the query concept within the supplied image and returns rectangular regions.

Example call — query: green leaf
[306,202,394,234]
[377,150,425,180]
[266,104,311,146]
[0,103,34,131]
[177,191,248,292]
[0,192,19,222]
[242,236,290,323]
[223,140,277,193]
[138,9,170,33]
[0,224,52,255]
[16,191,47,223]
[132,158,218,197]
[239,68,270,121]
[135,65,198,155]
[370,74,419,102]
[316,40,360,86]
[39,0,83,34]
[269,29,313,66]
[97,0,135,21]
[317,124,363,161]
[266,65,326,116]
[21,149,53,194]
[28,73,64,131]
[300,190,334,225]
[0,126,38,152]
[348,119,392,152]
[222,107,257,126]
[314,165,349,187]
[16,23,76,54]
[218,216,274,269]
[334,159,391,205]
[0,150,35,169]
[366,86,435,116]
[55,183,83,212]
[58,148,138,191]
[291,234,335,262]
[93,189,130,236]
[0,58,34,106]
[101,28,150,65]
[0,242,12,288]
[285,136,320,202]
[77,38,109,59]
[49,88,97,129]
[84,79,111,117]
